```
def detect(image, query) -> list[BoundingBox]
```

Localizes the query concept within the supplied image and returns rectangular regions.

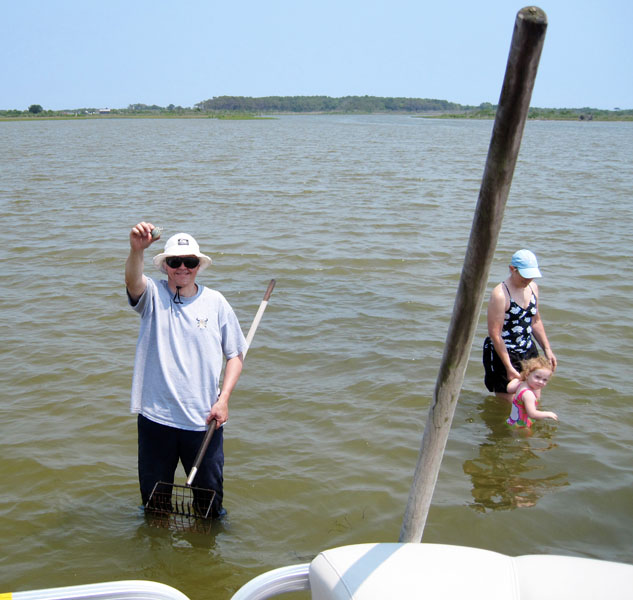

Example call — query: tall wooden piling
[399,6,548,543]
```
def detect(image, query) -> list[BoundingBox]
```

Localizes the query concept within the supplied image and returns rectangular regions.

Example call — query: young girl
[507,356,558,428]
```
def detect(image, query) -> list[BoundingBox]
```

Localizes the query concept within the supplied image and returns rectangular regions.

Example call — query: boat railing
[6,580,191,600]
[230,563,310,600]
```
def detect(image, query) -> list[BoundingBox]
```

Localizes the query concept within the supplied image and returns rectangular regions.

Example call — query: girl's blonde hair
[519,356,553,381]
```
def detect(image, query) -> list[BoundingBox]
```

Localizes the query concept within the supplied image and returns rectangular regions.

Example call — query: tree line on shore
[194,95,462,113]
[1,96,631,121]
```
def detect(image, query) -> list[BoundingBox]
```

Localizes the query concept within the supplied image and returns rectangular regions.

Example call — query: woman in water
[483,249,557,401]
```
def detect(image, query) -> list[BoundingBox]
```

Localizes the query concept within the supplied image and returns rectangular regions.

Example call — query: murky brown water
[1,115,631,597]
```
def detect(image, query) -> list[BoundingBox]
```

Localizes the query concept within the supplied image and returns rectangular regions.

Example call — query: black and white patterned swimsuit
[500,282,538,353]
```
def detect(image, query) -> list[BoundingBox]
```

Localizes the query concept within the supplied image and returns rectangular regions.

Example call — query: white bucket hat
[152,233,212,274]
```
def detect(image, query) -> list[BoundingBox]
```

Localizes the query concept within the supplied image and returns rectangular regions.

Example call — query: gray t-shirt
[129,277,247,431]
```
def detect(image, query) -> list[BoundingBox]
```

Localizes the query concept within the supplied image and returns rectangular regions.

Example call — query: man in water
[125,221,246,517]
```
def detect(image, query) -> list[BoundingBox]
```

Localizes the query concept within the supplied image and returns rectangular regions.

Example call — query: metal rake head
[144,481,216,533]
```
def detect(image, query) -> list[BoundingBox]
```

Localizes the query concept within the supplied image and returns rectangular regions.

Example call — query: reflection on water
[464,397,569,512]
[136,515,224,550]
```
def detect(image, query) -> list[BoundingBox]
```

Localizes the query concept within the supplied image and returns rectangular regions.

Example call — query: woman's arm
[531,310,557,370]
[530,284,557,370]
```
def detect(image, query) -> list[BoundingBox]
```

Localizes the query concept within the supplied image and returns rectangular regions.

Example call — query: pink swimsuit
[507,388,537,428]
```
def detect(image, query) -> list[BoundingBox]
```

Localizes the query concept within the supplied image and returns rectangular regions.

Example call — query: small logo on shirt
[196,317,208,329]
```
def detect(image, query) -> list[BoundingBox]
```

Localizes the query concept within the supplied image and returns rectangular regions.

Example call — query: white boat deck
[8,544,633,600]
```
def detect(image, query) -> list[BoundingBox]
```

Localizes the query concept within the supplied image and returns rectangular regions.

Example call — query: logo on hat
[177,238,190,246]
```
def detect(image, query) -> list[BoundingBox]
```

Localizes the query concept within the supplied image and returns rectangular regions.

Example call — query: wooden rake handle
[186,279,276,487]
[243,279,276,358]
[186,419,218,487]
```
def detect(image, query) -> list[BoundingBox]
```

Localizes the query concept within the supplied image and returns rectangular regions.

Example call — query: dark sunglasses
[165,256,200,269]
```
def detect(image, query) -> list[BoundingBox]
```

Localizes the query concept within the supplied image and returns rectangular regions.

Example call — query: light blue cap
[511,249,542,278]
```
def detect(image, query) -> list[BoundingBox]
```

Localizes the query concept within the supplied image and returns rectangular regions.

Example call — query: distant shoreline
[2,112,632,122]
[3,96,631,122]
[0,113,272,122]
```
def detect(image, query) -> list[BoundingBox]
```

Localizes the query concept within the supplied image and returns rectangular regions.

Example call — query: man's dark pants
[137,414,224,517]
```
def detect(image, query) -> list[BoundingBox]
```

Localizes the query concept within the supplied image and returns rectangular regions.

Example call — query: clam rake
[144,486,217,532]
[143,279,276,532]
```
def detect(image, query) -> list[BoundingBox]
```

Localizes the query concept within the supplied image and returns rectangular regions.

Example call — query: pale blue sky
[2,0,631,111]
